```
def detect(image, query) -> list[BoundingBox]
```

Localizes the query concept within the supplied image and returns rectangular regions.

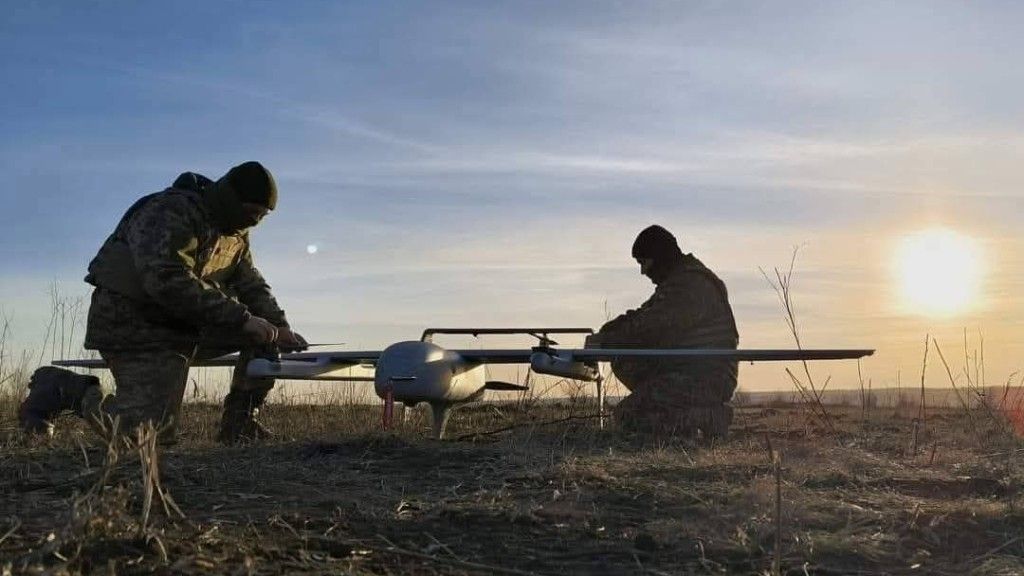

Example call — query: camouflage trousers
[613,373,735,439]
[81,345,273,443]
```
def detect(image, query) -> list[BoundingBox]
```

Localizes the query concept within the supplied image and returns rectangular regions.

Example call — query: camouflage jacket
[83,173,288,350]
[598,254,739,394]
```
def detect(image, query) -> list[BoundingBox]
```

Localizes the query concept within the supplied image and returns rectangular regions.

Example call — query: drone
[56,327,873,438]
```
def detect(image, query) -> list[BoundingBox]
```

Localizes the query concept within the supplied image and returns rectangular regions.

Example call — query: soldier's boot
[18,366,101,435]
[217,387,273,443]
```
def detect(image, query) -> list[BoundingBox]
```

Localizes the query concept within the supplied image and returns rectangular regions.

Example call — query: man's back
[82,172,282,350]
[603,253,738,391]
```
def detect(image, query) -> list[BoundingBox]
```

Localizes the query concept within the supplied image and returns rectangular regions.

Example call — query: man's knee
[613,379,734,439]
[100,349,191,436]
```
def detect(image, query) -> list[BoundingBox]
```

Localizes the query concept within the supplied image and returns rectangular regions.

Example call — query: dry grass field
[2,389,1024,576]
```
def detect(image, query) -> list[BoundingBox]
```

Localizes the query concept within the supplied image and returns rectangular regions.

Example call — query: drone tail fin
[484,381,529,391]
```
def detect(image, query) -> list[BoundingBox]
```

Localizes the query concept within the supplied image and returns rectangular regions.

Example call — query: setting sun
[896,228,983,317]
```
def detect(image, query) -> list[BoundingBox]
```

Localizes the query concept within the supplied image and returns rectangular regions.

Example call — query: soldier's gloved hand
[277,327,309,352]
[242,315,279,345]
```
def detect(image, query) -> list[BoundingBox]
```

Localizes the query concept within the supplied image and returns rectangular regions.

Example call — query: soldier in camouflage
[587,225,739,439]
[18,161,307,443]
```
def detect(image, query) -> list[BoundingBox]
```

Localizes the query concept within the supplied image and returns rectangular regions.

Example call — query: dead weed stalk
[760,249,837,437]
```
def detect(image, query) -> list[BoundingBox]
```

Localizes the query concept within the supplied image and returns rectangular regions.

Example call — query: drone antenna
[527,332,558,347]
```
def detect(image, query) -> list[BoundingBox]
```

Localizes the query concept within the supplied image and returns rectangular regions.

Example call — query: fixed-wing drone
[58,327,872,434]
[56,327,873,438]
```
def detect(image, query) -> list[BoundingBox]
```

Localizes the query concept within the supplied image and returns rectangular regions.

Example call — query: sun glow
[896,228,983,317]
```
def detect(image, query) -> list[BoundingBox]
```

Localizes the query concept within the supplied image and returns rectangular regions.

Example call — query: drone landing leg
[381,385,395,430]
[596,374,606,430]
[429,402,451,440]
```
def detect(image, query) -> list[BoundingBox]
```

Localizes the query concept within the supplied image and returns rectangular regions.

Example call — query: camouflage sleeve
[597,279,710,347]
[229,244,289,327]
[126,195,251,328]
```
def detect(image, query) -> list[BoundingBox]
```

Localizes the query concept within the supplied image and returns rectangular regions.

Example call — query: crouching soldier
[18,161,307,443]
[587,225,739,439]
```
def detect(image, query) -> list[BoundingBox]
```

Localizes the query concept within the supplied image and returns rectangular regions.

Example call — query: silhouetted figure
[19,162,307,443]
[587,225,739,438]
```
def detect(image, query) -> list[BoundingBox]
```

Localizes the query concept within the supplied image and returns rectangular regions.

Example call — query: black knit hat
[631,225,680,260]
[224,161,277,210]
[631,225,685,284]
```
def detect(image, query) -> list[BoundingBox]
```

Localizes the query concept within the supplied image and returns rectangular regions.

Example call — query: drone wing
[567,348,874,362]
[52,358,110,369]
[454,347,872,382]
[54,351,380,382]
[452,349,539,363]
[456,348,873,363]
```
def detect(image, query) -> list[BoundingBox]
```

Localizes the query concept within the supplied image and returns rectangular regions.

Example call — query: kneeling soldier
[19,161,307,443]
[587,225,739,439]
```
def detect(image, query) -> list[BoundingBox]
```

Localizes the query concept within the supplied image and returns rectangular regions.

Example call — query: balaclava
[631,224,685,284]
[207,161,277,233]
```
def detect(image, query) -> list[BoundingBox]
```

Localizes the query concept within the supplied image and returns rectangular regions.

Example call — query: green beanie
[225,161,277,210]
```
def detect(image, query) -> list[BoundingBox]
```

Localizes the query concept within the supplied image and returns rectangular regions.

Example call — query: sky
[1,1,1022,393]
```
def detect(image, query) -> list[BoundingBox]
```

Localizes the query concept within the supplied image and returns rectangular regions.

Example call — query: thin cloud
[72,56,439,154]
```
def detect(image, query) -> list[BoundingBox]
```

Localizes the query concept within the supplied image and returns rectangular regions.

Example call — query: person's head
[631,224,685,284]
[208,161,277,233]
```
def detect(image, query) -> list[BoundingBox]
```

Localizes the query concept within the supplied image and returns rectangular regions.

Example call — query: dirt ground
[2,397,1024,575]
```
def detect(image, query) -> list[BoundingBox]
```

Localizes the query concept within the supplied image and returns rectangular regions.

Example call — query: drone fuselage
[373,340,487,406]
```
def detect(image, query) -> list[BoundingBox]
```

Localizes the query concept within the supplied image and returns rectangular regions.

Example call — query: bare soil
[2,398,1023,575]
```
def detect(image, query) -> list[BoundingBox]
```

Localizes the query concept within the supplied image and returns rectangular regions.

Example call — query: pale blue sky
[2,1,1022,390]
